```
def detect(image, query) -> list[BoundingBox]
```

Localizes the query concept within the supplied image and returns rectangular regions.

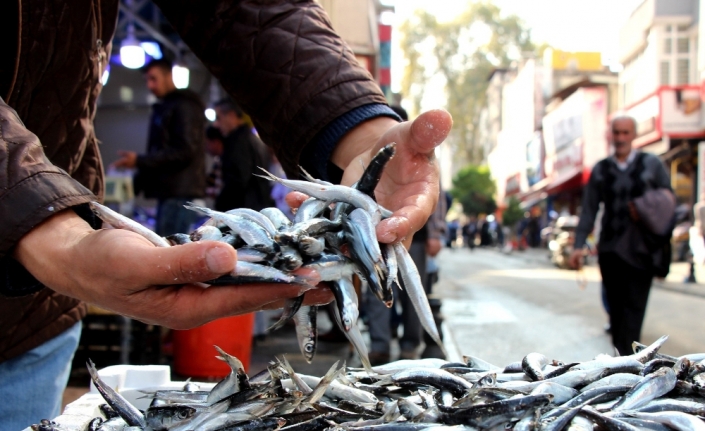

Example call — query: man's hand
[628,201,640,222]
[426,238,442,257]
[332,110,452,244]
[113,151,138,169]
[13,210,330,329]
[569,249,584,270]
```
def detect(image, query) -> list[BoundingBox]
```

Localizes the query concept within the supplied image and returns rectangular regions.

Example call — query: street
[437,246,705,367]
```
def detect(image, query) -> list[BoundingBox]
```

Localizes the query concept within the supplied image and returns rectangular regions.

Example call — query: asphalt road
[437,246,705,368]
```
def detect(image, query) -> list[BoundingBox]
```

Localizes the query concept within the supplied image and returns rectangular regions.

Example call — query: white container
[23,365,215,431]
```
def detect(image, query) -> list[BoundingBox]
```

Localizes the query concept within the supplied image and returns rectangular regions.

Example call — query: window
[677,38,690,53]
[660,61,670,85]
[677,59,690,84]
[664,38,672,54]
[666,25,672,32]
[677,24,689,32]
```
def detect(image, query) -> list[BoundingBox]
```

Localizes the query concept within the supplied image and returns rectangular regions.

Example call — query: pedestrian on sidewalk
[570,116,674,356]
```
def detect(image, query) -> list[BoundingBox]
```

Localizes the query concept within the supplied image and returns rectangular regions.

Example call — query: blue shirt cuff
[304,104,402,183]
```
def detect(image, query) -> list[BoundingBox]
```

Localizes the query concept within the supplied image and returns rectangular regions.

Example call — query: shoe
[369,352,390,366]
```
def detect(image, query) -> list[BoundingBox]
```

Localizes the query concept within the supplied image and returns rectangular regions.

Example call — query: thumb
[138,240,237,285]
[382,109,452,157]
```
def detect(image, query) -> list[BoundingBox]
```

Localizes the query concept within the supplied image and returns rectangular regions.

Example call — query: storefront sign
[660,88,702,134]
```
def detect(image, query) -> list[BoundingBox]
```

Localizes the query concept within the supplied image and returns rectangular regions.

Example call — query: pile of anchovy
[34,335,705,430]
[87,143,444,370]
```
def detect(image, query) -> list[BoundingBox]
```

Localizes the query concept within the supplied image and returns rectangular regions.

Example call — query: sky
[386,0,645,94]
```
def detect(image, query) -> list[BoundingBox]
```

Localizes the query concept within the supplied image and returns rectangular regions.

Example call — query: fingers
[380,109,452,157]
[132,240,237,286]
[285,191,309,210]
[261,286,335,311]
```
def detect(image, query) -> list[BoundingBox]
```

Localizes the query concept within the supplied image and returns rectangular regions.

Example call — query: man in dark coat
[213,99,274,211]
[570,116,671,355]
[114,59,206,235]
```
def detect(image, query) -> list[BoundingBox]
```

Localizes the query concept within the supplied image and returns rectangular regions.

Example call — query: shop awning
[546,170,584,196]
[517,177,551,209]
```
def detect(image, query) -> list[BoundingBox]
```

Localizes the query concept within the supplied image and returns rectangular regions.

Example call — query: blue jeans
[156,198,200,236]
[0,322,81,431]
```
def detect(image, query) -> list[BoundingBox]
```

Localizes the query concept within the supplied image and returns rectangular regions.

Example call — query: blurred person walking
[114,59,206,236]
[212,99,274,211]
[204,126,225,201]
[570,116,673,355]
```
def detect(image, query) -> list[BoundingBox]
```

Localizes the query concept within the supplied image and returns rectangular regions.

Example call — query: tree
[399,2,534,164]
[450,165,496,216]
[501,196,524,227]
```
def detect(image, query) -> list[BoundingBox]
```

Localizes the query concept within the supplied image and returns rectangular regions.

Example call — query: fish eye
[305,344,314,352]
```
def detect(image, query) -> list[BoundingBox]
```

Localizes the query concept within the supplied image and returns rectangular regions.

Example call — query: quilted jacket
[0,0,388,362]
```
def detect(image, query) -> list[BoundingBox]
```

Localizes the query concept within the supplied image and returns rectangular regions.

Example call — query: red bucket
[173,313,254,378]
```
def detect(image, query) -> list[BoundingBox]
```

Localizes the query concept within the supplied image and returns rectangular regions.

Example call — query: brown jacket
[0,0,387,361]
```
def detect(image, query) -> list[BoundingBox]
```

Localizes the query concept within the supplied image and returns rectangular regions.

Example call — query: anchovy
[441,393,553,428]
[635,398,705,416]
[280,356,313,395]
[89,202,170,248]
[190,224,223,241]
[611,367,677,411]
[260,207,293,231]
[331,303,373,373]
[393,242,445,355]
[578,407,641,431]
[278,218,342,244]
[622,411,705,431]
[463,356,503,372]
[302,254,356,281]
[225,207,278,236]
[275,246,303,271]
[299,166,334,187]
[86,360,146,427]
[522,352,548,381]
[640,358,676,376]
[329,276,360,332]
[529,381,579,405]
[206,346,249,404]
[294,198,329,224]
[298,235,325,256]
[383,368,473,397]
[571,356,644,374]
[236,247,268,263]
[269,295,306,331]
[629,335,669,363]
[580,373,644,392]
[166,233,192,245]
[355,143,396,199]
[542,384,631,421]
[344,213,389,306]
[184,203,278,252]
[257,167,383,224]
[293,305,318,363]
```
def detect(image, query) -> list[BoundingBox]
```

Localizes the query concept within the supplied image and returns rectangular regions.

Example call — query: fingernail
[206,247,232,273]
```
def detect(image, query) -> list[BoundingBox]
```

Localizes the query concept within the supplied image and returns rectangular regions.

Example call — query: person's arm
[569,163,603,268]
[136,98,204,172]
[652,155,672,190]
[0,98,98,295]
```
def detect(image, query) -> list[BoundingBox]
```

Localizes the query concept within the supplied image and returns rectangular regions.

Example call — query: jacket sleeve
[152,0,390,178]
[136,98,204,172]
[574,163,602,250]
[0,98,96,259]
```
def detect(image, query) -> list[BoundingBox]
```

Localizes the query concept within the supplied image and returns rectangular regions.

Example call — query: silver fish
[622,411,705,431]
[206,346,248,404]
[184,203,276,251]
[329,276,360,332]
[236,248,268,263]
[293,305,318,363]
[522,352,548,381]
[295,197,329,223]
[224,207,278,236]
[260,207,292,231]
[89,201,170,248]
[87,359,146,427]
[529,382,579,404]
[580,373,644,392]
[393,242,445,355]
[332,303,373,373]
[612,367,677,411]
[257,167,382,224]
[629,335,669,363]
[190,225,223,241]
[382,243,398,292]
[299,235,326,256]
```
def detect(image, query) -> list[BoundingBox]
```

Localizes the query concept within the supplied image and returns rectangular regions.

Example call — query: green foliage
[400,2,534,164]
[501,196,524,227]
[450,165,497,216]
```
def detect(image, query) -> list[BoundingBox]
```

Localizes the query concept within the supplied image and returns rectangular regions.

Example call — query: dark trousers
[598,252,654,356]
[156,198,200,236]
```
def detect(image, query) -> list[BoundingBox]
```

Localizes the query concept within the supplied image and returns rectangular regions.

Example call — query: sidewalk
[507,246,705,298]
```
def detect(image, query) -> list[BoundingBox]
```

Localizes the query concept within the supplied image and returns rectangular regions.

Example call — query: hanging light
[172,64,190,89]
[205,108,216,122]
[140,41,163,60]
[120,24,145,69]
